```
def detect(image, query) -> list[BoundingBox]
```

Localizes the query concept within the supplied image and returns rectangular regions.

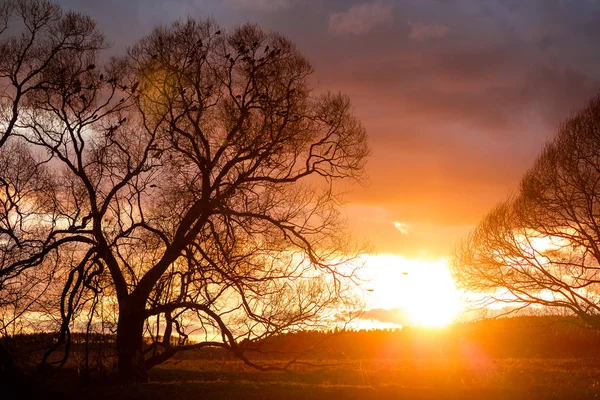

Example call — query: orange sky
[54,0,600,325]
[55,0,600,258]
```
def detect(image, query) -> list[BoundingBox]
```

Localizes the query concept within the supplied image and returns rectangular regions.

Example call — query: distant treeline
[5,316,600,367]
[180,316,600,361]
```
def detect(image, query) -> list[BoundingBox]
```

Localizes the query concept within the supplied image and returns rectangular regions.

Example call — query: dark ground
[6,318,600,399]
[16,358,600,400]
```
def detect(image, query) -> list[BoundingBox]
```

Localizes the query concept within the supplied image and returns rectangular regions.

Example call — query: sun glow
[358,255,462,327]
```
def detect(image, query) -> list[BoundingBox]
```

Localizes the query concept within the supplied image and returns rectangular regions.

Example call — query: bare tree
[0,0,106,147]
[3,18,368,381]
[0,0,106,377]
[452,95,600,328]
[0,141,53,376]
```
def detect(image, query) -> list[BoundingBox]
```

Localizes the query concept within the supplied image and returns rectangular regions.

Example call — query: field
[8,318,600,399]
[40,357,600,400]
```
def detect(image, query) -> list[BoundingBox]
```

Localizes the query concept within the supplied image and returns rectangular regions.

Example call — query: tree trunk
[0,341,30,395]
[116,298,148,382]
[0,341,19,377]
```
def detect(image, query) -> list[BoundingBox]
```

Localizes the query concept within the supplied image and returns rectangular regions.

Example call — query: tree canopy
[452,96,600,328]
[0,2,369,381]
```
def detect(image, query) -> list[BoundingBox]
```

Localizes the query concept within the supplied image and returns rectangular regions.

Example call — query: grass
[10,320,600,399]
[60,357,600,400]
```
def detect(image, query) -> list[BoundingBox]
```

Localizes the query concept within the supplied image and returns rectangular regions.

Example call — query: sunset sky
[55,0,600,326]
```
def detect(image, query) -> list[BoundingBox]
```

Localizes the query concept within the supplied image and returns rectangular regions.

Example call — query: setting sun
[358,255,462,328]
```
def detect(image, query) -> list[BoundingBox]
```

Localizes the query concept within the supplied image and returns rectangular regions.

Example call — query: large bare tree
[1,17,368,381]
[452,96,600,328]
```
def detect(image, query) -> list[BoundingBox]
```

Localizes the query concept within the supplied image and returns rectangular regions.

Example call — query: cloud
[394,221,410,235]
[329,1,393,36]
[361,308,407,325]
[226,0,294,12]
[408,21,449,41]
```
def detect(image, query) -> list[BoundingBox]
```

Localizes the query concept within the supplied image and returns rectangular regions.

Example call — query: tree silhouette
[452,96,600,329]
[0,0,105,379]
[0,16,368,381]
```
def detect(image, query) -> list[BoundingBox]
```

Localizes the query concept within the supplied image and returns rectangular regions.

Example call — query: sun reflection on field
[358,255,462,327]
